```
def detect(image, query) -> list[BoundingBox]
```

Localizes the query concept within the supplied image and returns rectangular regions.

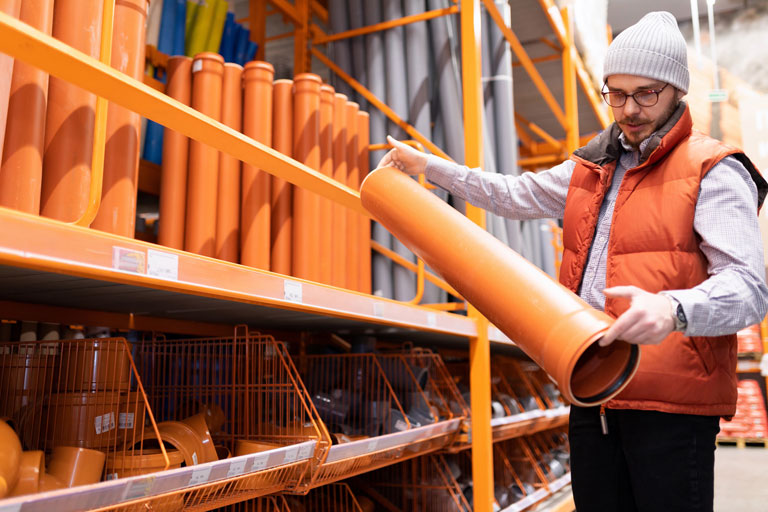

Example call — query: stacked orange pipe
[270,79,293,276]
[241,61,274,269]
[318,84,335,285]
[345,101,360,291]
[330,93,348,288]
[0,0,21,162]
[360,167,640,406]
[158,56,193,250]
[292,73,322,282]
[216,63,243,263]
[91,0,148,237]
[185,52,223,257]
[356,111,372,295]
[0,0,53,214]
[40,0,104,222]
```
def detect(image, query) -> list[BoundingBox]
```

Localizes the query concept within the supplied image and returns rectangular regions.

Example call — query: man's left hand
[599,286,675,347]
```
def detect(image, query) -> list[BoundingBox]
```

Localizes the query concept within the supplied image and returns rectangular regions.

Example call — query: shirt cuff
[661,288,709,337]
[424,155,469,193]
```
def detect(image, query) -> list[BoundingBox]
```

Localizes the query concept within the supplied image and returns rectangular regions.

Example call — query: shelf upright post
[294,0,311,74]
[561,6,579,155]
[250,0,267,61]
[460,0,493,511]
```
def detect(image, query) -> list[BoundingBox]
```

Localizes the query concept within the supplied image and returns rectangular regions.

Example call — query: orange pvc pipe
[318,84,334,285]
[185,52,223,257]
[40,0,104,222]
[345,101,360,291]
[0,0,52,214]
[216,63,243,263]
[360,167,641,406]
[91,0,148,237]
[158,56,193,250]
[0,0,21,163]
[270,79,293,276]
[356,110,371,295]
[241,61,274,269]
[330,93,348,288]
[292,73,322,282]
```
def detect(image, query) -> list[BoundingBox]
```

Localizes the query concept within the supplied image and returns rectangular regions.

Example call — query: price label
[367,439,378,453]
[298,443,313,460]
[252,455,268,471]
[125,477,155,500]
[283,446,299,463]
[373,302,384,318]
[284,280,303,303]
[147,249,179,281]
[427,313,437,328]
[119,412,134,429]
[188,467,212,487]
[227,459,246,478]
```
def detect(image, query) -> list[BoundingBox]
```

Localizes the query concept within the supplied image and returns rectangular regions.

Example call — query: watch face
[676,304,687,322]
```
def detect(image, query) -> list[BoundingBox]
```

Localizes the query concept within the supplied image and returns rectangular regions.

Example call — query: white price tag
[95,416,103,435]
[373,302,384,317]
[188,466,212,486]
[252,455,268,471]
[119,412,134,429]
[147,249,179,281]
[427,313,437,328]
[367,439,378,453]
[192,59,203,72]
[297,443,313,460]
[284,280,303,303]
[283,446,299,463]
[192,452,199,465]
[227,459,246,478]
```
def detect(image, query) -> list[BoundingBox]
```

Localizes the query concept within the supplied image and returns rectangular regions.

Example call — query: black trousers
[568,406,720,512]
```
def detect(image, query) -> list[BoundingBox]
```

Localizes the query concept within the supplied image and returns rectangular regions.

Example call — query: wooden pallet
[716,436,768,448]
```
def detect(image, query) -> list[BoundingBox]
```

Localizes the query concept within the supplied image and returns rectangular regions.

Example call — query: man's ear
[676,89,686,102]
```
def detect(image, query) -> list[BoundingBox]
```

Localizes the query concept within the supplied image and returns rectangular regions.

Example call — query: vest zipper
[599,404,609,435]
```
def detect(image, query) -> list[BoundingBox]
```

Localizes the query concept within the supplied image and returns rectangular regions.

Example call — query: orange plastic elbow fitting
[185,52,224,257]
[158,56,193,250]
[270,79,293,276]
[360,167,640,406]
[241,62,274,269]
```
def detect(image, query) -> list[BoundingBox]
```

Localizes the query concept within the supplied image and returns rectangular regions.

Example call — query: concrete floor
[714,445,768,511]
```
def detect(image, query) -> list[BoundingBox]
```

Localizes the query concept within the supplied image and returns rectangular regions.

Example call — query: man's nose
[622,96,641,116]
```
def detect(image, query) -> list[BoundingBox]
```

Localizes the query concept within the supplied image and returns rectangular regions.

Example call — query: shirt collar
[618,130,657,154]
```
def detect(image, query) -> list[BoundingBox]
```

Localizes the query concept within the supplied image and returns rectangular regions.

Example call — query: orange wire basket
[295,352,462,489]
[128,327,328,510]
[0,337,168,489]
[357,454,471,511]
[225,483,369,512]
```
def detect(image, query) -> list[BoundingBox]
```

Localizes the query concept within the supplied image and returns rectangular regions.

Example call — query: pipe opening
[570,341,639,404]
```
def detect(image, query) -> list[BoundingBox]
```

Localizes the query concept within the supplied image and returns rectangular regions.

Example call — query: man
[377,11,768,512]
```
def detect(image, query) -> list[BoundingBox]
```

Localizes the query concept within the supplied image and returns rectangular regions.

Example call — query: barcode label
[298,443,313,460]
[283,446,299,463]
[95,412,116,434]
[188,466,212,486]
[119,412,134,429]
[227,460,246,478]
[252,455,268,471]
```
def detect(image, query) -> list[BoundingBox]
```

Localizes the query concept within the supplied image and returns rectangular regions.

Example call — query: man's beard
[618,99,679,149]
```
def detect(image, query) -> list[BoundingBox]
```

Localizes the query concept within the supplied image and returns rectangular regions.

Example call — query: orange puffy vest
[560,104,764,416]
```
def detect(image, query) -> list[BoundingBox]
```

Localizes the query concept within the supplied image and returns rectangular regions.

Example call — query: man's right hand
[375,135,428,175]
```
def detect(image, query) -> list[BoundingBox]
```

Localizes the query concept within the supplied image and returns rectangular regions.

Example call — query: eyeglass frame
[601,82,670,108]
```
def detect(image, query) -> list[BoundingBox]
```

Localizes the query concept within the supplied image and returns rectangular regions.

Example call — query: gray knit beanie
[603,11,689,94]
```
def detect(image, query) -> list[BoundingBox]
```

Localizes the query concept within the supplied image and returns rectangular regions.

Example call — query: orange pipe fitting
[241,61,274,269]
[216,63,243,263]
[0,0,53,214]
[330,93,348,288]
[0,0,21,164]
[292,73,322,282]
[318,84,335,285]
[345,101,360,291]
[91,0,148,237]
[360,167,641,406]
[40,0,104,222]
[356,110,372,295]
[185,52,224,257]
[158,56,193,250]
[270,79,293,276]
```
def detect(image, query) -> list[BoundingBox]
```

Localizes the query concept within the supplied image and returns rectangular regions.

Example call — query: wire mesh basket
[131,327,328,510]
[224,483,369,512]
[0,337,168,493]
[356,454,471,511]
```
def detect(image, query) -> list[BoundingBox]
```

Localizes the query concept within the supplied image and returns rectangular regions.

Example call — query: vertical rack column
[460,1,493,512]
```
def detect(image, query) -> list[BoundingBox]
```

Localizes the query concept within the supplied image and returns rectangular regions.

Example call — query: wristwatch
[665,294,687,332]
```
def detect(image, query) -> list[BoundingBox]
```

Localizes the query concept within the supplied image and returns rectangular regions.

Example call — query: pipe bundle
[0,0,147,237]
[157,62,371,293]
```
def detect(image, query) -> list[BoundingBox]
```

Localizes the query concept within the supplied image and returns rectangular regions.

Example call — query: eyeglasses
[601,83,669,108]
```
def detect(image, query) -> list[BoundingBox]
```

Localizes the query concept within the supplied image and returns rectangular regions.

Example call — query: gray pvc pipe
[328,0,354,98]
[363,1,394,299]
